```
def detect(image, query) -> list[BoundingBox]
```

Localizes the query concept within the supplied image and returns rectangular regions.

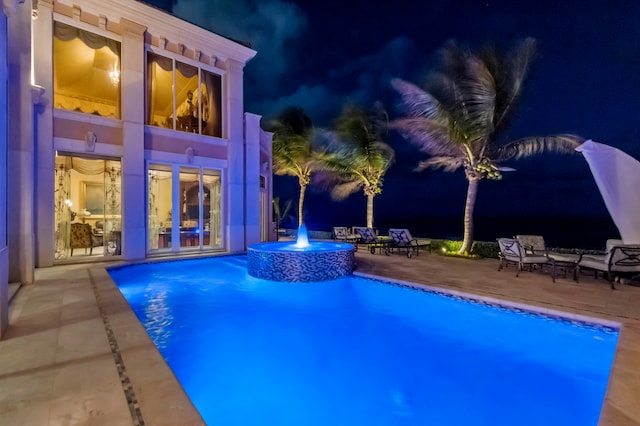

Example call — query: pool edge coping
[353,271,623,330]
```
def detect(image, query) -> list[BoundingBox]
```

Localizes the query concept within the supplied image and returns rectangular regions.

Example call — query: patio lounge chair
[388,228,432,258]
[515,235,580,263]
[497,237,556,282]
[354,227,391,255]
[576,239,640,289]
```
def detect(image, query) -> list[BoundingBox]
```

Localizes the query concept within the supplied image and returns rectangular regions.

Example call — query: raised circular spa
[247,225,355,282]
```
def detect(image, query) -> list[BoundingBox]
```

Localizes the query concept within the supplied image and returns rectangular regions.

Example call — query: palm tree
[314,103,395,228]
[269,107,318,227]
[390,38,584,255]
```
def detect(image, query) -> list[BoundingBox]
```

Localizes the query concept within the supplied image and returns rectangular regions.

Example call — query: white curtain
[576,140,640,244]
[148,172,160,250]
[54,160,72,259]
[210,179,222,246]
[104,162,122,255]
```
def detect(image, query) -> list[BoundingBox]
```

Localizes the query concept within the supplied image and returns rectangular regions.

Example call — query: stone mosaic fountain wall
[247,243,355,282]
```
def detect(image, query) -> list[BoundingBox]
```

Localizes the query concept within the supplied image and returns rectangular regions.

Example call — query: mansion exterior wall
[5,0,271,286]
[1,3,10,338]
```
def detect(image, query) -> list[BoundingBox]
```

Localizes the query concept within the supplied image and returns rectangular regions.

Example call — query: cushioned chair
[354,227,390,255]
[515,234,579,263]
[388,228,432,258]
[333,226,358,243]
[577,239,640,289]
[70,222,101,256]
[497,237,556,281]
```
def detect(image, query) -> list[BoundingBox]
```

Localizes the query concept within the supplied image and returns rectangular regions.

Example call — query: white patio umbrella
[576,139,640,244]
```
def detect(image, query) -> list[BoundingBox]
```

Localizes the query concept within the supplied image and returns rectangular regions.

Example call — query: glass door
[53,154,122,261]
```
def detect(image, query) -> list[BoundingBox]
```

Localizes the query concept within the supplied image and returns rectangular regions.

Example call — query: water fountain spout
[294,223,310,248]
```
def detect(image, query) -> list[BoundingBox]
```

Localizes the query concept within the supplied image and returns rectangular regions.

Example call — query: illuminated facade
[1,0,273,336]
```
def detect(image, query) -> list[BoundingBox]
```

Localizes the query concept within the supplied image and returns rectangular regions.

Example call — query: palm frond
[389,117,461,156]
[456,55,496,138]
[371,141,395,165]
[331,180,364,201]
[493,134,585,161]
[428,43,498,142]
[391,78,444,120]
[488,38,537,131]
[416,156,464,172]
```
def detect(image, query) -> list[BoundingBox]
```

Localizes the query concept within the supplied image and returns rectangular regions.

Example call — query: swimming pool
[109,256,619,425]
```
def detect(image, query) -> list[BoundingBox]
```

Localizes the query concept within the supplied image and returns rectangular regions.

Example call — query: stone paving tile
[0,368,55,415]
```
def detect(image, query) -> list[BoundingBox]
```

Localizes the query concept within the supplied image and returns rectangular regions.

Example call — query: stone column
[244,112,261,246]
[260,129,274,241]
[7,0,34,285]
[32,0,54,267]
[0,1,11,338]
[226,59,246,253]
[119,18,146,261]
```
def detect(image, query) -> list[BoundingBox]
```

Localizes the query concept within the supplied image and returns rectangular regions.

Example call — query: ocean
[300,215,619,251]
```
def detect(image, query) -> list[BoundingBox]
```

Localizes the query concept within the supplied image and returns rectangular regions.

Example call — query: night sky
[145,0,640,247]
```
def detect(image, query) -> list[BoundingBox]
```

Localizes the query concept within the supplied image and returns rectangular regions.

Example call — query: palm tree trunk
[458,178,479,255]
[366,194,374,228]
[298,184,306,227]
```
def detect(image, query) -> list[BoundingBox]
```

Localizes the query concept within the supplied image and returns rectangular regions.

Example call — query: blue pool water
[109,256,619,426]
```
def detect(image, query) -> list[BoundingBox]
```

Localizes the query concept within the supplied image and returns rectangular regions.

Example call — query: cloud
[254,85,345,127]
[168,1,426,127]
[172,0,307,99]
[255,36,422,126]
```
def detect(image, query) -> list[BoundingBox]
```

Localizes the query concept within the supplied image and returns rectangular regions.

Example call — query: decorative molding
[225,58,245,73]
[31,85,45,105]
[185,146,194,163]
[120,17,146,40]
[85,131,97,152]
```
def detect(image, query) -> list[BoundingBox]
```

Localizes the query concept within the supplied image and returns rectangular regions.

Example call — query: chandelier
[109,63,120,86]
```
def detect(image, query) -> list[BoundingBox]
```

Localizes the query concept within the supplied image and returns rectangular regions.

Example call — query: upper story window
[53,22,121,119]
[146,52,223,138]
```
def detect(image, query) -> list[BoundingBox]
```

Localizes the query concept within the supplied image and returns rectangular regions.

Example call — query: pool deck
[1,251,639,425]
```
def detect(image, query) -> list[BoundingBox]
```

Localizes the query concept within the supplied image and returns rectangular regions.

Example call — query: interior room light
[109,63,120,86]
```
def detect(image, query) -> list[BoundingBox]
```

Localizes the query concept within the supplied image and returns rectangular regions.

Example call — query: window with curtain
[146,52,223,137]
[53,154,122,260]
[147,165,173,251]
[147,163,222,252]
[53,22,121,118]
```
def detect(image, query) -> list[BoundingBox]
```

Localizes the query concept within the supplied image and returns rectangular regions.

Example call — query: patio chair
[354,227,391,255]
[497,237,556,282]
[515,234,580,263]
[388,228,432,258]
[333,226,359,244]
[576,239,640,289]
